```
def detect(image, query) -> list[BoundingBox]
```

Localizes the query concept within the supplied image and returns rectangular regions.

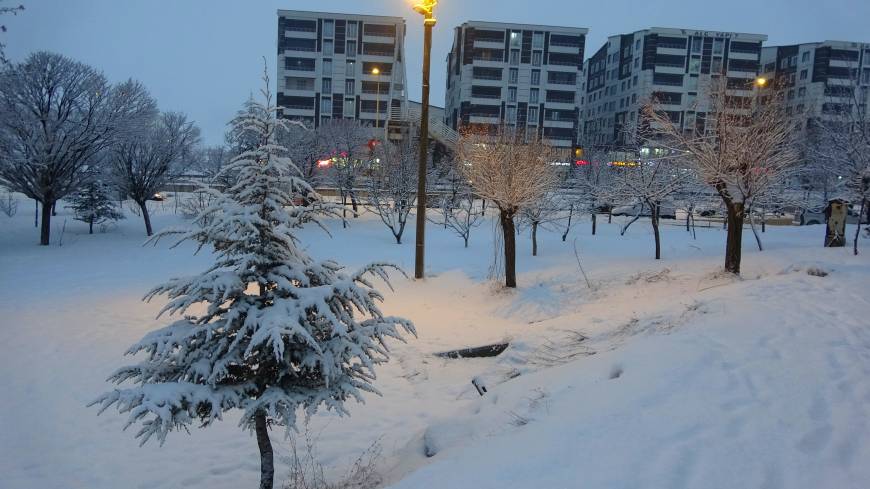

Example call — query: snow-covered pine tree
[67,177,124,234]
[91,68,415,489]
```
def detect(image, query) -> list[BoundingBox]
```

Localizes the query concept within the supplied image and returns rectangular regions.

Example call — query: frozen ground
[1,195,869,489]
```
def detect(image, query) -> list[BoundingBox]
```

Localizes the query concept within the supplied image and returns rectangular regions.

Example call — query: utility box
[824,199,848,247]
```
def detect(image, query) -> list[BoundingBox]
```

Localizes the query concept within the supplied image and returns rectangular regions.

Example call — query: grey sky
[5,0,869,145]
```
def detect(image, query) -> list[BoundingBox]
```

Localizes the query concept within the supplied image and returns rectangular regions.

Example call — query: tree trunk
[749,211,763,252]
[761,206,766,233]
[138,200,153,236]
[724,202,745,275]
[500,208,517,288]
[51,201,57,216]
[254,411,274,489]
[686,207,691,232]
[39,199,53,245]
[562,203,573,242]
[89,218,94,235]
[341,193,348,228]
[651,202,661,260]
[591,212,597,235]
[350,191,359,217]
[532,221,538,256]
[854,198,866,256]
[34,199,39,228]
[464,235,469,248]
[607,210,612,224]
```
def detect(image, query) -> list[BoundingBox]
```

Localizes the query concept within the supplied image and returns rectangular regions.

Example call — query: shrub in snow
[66,178,124,234]
[91,70,415,489]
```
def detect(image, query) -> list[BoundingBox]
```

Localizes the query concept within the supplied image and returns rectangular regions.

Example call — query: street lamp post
[372,67,381,131]
[413,0,437,280]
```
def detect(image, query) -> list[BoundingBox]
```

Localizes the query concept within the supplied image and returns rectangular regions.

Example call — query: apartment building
[276,10,408,130]
[444,21,588,153]
[579,27,767,148]
[761,40,870,136]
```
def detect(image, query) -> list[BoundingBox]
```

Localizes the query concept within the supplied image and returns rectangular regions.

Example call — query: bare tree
[317,119,370,227]
[645,79,801,274]
[610,154,687,260]
[0,1,24,65]
[430,164,483,248]
[111,111,200,236]
[366,136,420,244]
[459,126,559,287]
[279,121,321,188]
[573,149,616,235]
[519,190,566,257]
[0,52,156,245]
[806,71,870,255]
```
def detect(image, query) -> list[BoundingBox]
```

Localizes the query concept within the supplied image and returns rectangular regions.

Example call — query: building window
[800,69,808,80]
[345,79,355,95]
[323,58,332,75]
[347,40,357,57]
[533,32,544,49]
[509,68,518,83]
[323,40,334,56]
[713,39,724,55]
[532,51,542,66]
[322,78,331,93]
[321,97,332,113]
[531,69,540,85]
[510,49,520,66]
[323,20,334,38]
[510,31,521,47]
[862,68,870,84]
[345,59,355,76]
[711,57,723,73]
[689,57,701,74]
[798,87,806,97]
[508,87,517,102]
[530,88,539,103]
[506,105,517,123]
[635,39,641,50]
[345,98,355,116]
[802,51,810,63]
[631,94,636,104]
[346,21,358,38]
[528,106,538,124]
[691,37,702,54]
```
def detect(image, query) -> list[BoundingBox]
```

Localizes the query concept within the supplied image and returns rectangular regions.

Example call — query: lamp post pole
[372,67,381,132]
[414,1,437,280]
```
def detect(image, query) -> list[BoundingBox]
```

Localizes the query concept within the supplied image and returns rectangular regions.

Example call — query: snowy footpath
[1,200,869,489]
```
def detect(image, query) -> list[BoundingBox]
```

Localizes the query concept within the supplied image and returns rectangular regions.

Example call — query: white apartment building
[444,21,589,153]
[761,40,870,136]
[579,27,767,148]
[276,10,408,131]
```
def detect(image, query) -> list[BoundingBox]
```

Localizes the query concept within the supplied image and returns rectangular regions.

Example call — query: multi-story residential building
[444,21,588,153]
[579,27,767,148]
[761,40,870,135]
[276,10,408,132]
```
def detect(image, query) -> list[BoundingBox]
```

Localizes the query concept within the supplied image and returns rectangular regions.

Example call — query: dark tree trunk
[350,191,359,217]
[724,202,745,274]
[138,200,153,236]
[761,206,766,233]
[341,193,348,228]
[531,221,538,256]
[34,199,39,228]
[500,208,517,288]
[608,210,612,224]
[561,203,573,242]
[591,212,597,235]
[651,202,661,260]
[254,411,274,489]
[89,218,94,235]
[855,198,866,256]
[686,207,691,232]
[463,235,469,248]
[39,199,53,245]
[51,201,57,216]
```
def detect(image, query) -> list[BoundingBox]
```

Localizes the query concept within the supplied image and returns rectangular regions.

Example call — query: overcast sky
[5,0,869,145]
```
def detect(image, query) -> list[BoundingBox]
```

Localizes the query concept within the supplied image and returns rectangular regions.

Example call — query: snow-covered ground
[1,195,869,489]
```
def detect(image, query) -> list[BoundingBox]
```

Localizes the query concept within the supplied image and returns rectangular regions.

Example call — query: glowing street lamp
[755,77,768,88]
[412,0,437,280]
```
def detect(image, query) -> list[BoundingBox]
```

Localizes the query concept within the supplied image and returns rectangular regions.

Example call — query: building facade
[579,27,767,148]
[276,10,408,130]
[761,40,870,135]
[444,21,588,153]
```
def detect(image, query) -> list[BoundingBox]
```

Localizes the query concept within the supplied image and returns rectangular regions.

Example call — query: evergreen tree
[67,177,124,234]
[91,70,415,489]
